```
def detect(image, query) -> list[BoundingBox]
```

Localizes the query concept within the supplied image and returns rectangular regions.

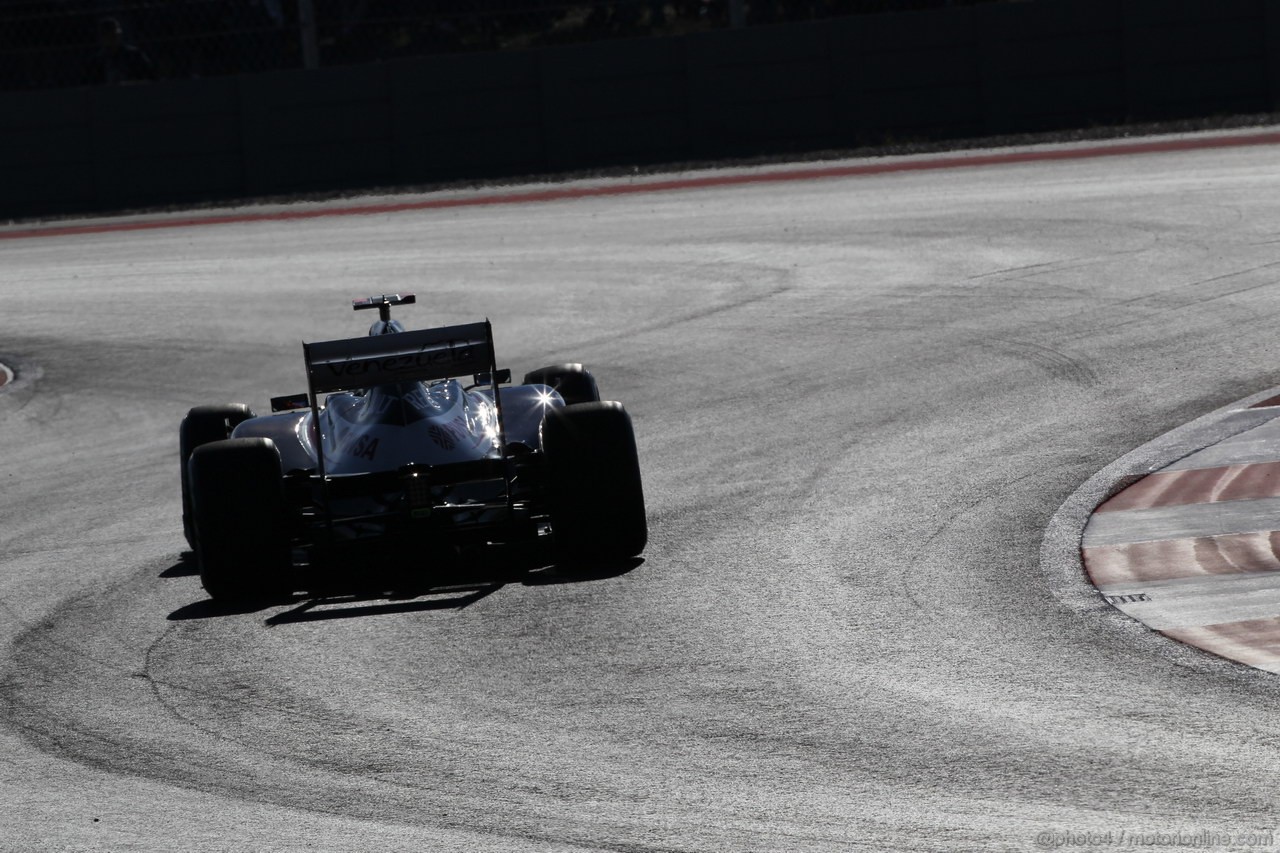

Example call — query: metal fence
[0,0,1005,92]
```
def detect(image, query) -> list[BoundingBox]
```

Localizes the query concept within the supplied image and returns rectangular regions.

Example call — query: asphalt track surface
[5,132,1280,851]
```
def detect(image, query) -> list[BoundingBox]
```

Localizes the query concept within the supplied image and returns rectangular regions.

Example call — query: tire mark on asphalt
[551,261,795,355]
[0,561,709,852]
[1076,260,1280,336]
[982,337,1100,387]
[892,468,1045,624]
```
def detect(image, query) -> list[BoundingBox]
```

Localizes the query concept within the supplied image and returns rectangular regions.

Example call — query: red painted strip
[4,130,1280,241]
[1162,619,1280,670]
[1083,531,1280,587]
[1252,394,1280,408]
[1095,460,1280,512]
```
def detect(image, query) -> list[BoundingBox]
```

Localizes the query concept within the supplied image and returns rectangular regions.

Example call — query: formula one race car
[179,294,646,602]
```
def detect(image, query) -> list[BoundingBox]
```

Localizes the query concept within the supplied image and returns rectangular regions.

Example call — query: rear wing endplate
[303,320,494,394]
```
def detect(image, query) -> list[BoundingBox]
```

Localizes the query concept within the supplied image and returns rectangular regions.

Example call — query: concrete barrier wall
[2,0,1278,220]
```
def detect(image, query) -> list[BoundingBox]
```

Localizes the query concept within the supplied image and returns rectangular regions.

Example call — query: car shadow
[264,582,503,625]
[165,558,643,624]
[168,597,285,620]
[159,553,199,578]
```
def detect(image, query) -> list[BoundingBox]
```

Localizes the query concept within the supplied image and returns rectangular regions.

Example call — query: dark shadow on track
[265,582,504,624]
[159,553,199,578]
[167,597,284,620]
[164,552,293,618]
[164,558,644,623]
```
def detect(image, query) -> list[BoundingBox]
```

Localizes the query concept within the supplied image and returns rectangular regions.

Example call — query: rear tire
[541,401,646,567]
[189,437,290,602]
[522,364,600,406]
[180,404,254,549]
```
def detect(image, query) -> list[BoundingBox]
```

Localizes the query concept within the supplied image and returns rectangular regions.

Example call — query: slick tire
[522,364,601,407]
[188,437,290,603]
[180,404,255,550]
[542,401,647,567]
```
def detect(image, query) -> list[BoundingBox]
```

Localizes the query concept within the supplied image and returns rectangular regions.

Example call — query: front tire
[180,404,254,549]
[541,401,646,567]
[188,437,290,602]
[522,364,601,406]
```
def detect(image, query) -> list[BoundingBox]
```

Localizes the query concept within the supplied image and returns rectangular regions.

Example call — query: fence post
[298,0,319,69]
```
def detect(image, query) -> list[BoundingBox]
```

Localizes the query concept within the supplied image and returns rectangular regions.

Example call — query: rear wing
[304,320,494,394]
[302,319,510,485]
